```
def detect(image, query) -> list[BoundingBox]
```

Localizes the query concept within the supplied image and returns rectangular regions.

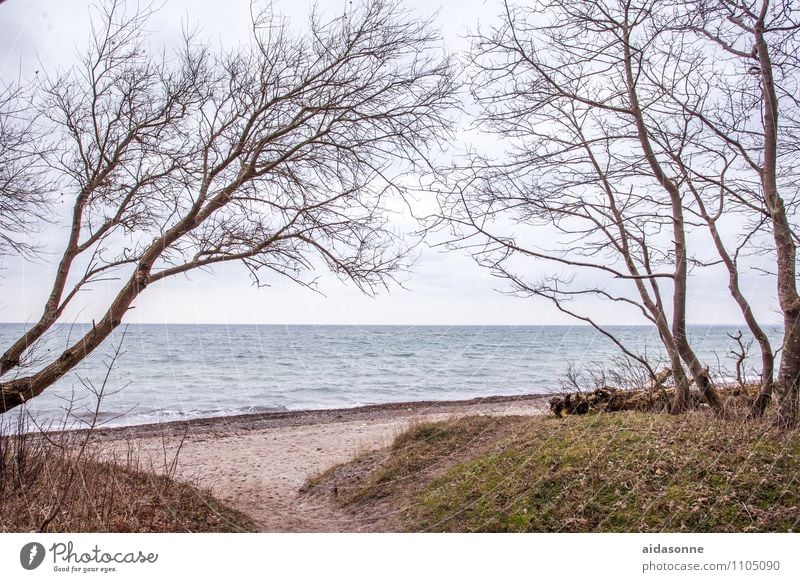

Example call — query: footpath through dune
[94,395,548,531]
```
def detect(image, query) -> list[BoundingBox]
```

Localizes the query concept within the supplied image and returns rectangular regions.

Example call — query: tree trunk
[775,315,800,428]
[683,178,775,418]
[749,376,775,420]
[621,21,720,412]
[0,268,148,413]
[667,343,691,414]
[753,11,800,427]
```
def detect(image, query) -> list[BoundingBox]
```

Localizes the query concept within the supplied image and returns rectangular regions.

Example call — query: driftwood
[549,386,681,417]
[549,369,758,417]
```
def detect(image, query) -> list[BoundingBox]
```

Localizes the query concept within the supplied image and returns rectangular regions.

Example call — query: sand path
[96,396,548,531]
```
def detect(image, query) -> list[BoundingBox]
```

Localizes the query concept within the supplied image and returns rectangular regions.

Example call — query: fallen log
[647,367,672,388]
[549,379,758,417]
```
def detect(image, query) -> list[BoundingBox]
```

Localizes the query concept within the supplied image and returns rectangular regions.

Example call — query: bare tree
[0,0,455,413]
[442,0,800,422]
[439,0,743,412]
[665,0,800,426]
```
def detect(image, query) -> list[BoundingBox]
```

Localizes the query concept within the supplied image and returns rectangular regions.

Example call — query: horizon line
[0,321,784,327]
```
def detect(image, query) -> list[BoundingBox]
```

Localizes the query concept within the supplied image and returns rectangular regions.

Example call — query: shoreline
[88,392,550,531]
[88,392,553,440]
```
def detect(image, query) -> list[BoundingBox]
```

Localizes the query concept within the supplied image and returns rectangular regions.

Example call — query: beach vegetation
[306,412,800,532]
[0,410,255,532]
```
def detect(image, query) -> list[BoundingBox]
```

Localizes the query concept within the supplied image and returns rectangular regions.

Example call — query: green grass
[307,412,800,532]
[304,416,511,506]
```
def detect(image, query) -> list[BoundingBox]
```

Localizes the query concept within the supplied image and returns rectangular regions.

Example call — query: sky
[0,0,783,326]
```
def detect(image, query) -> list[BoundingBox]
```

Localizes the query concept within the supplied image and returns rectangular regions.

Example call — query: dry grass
[302,415,528,529]
[0,414,255,533]
[305,411,800,532]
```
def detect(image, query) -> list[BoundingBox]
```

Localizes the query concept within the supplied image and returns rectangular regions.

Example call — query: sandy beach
[90,394,549,532]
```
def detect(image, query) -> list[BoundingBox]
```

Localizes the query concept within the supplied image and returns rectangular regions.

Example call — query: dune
[91,394,548,531]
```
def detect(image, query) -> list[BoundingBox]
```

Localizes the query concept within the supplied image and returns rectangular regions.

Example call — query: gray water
[0,323,784,428]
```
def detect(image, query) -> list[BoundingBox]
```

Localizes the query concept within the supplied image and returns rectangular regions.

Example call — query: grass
[305,417,515,506]
[0,415,256,533]
[305,412,800,532]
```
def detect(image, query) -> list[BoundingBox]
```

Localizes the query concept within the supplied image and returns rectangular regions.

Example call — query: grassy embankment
[0,420,255,533]
[305,412,800,532]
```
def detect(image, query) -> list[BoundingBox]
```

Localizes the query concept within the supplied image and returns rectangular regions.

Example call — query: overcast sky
[0,0,782,326]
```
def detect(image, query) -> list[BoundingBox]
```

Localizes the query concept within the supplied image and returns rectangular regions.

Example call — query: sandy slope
[94,395,548,531]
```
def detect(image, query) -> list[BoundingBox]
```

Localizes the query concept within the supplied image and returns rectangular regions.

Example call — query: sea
[0,323,784,429]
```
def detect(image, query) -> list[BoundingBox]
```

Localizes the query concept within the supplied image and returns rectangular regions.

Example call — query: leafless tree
[439,0,796,417]
[438,0,728,412]
[0,0,456,413]
[665,0,800,426]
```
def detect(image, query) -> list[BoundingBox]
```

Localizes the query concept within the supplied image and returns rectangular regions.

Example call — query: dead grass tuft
[0,412,255,533]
